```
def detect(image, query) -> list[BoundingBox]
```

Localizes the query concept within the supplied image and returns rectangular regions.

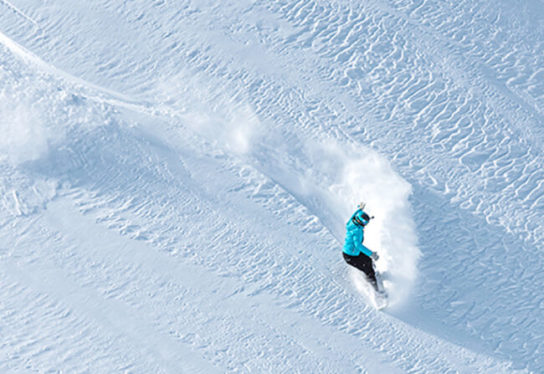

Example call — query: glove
[370,252,379,261]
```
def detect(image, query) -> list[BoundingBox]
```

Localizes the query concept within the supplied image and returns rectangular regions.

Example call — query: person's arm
[353,229,373,257]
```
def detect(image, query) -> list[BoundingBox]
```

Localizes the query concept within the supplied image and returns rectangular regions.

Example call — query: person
[342,202,380,290]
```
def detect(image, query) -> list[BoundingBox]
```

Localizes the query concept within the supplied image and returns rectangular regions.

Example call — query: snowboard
[372,273,389,310]
[348,267,389,310]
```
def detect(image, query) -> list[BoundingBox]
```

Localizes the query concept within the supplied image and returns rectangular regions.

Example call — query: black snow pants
[343,252,378,288]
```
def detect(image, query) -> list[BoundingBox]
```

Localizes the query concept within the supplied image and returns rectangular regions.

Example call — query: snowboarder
[342,202,380,291]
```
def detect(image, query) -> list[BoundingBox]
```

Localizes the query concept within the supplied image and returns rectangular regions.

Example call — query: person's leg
[343,253,378,288]
[356,255,378,288]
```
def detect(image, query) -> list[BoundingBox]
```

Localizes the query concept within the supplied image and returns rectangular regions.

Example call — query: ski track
[1,0,543,372]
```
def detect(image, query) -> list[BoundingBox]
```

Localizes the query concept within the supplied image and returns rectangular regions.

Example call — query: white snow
[0,0,543,372]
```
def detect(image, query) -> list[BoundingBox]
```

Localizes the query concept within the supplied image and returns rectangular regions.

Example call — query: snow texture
[0,0,542,372]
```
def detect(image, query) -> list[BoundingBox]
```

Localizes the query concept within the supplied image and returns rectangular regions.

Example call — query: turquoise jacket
[343,209,373,257]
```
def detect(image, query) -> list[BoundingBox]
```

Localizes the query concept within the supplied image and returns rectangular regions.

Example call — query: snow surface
[0,0,543,372]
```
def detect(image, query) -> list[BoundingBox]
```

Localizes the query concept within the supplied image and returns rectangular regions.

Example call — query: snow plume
[182,103,261,155]
[0,92,49,165]
[154,71,262,155]
[308,140,421,306]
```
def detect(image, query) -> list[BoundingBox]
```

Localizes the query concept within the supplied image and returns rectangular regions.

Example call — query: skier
[343,202,380,291]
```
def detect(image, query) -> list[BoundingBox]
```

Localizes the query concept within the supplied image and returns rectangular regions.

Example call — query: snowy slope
[1,0,543,372]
